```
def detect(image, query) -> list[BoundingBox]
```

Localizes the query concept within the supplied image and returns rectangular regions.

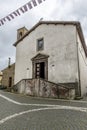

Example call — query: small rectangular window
[37,38,44,51]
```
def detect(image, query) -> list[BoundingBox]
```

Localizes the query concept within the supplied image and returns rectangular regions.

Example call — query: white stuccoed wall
[77,32,87,96]
[15,24,79,84]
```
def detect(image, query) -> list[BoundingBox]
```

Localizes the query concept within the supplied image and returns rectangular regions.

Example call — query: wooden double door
[35,62,45,79]
[32,53,49,80]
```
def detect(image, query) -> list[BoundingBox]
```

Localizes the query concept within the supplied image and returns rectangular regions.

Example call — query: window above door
[37,38,44,51]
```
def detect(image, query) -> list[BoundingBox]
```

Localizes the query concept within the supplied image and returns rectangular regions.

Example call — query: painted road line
[0,105,87,125]
[0,94,21,105]
[0,93,87,108]
[0,94,57,107]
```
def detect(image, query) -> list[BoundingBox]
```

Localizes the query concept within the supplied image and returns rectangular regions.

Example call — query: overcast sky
[0,0,87,70]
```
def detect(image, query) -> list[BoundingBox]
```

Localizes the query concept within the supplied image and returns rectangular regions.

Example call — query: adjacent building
[13,21,87,98]
[2,63,15,88]
[0,72,3,86]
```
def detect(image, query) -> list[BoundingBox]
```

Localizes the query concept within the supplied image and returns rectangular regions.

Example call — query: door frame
[31,53,49,80]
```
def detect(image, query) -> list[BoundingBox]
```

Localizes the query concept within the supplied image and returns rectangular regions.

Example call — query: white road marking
[0,105,87,125]
[0,93,87,125]
[0,93,87,108]
[0,94,21,105]
[1,91,87,104]
[0,94,57,107]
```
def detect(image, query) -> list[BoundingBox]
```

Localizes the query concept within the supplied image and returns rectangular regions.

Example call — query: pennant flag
[10,14,14,19]
[13,12,18,16]
[0,0,46,26]
[23,5,28,12]
[3,18,6,22]
[37,0,42,4]
[0,20,4,25]
[16,10,21,16]
[27,2,33,9]
[6,16,11,21]
[32,0,37,6]
[20,7,25,13]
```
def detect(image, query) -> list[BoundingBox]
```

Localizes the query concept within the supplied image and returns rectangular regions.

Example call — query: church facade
[14,21,87,97]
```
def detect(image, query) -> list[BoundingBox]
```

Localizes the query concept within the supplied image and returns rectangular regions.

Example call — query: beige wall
[77,32,87,96]
[15,24,78,84]
[2,64,15,87]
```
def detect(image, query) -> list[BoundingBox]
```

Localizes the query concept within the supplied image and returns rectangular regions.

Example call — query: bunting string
[0,0,46,26]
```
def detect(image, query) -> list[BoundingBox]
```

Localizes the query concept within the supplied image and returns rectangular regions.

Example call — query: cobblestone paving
[1,109,87,130]
[0,90,87,130]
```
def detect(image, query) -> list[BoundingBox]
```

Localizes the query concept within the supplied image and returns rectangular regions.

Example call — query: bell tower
[17,27,28,40]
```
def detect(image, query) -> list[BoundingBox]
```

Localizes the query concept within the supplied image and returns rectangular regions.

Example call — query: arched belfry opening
[17,26,28,40]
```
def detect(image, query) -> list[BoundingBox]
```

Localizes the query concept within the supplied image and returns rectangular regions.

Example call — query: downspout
[76,31,81,97]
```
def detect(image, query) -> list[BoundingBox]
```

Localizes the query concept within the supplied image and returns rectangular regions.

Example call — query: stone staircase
[12,78,75,99]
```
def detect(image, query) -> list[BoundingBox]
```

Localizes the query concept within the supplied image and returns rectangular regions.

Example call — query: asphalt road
[0,90,87,130]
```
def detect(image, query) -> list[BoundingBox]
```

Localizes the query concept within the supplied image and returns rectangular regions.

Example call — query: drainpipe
[76,42,81,97]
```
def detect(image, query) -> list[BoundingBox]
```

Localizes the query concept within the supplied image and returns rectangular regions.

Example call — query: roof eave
[13,21,80,47]
[13,20,87,53]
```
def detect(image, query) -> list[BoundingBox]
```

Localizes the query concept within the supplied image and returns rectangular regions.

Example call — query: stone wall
[13,78,75,99]
[0,72,3,85]
[2,63,15,88]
